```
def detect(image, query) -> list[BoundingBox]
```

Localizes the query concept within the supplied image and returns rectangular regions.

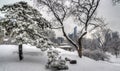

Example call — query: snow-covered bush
[46,49,68,70]
[83,49,109,61]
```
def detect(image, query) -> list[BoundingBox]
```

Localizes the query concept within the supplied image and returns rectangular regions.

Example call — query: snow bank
[0,45,120,71]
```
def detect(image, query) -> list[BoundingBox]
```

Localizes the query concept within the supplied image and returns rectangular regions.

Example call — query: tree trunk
[77,41,82,58]
[115,51,118,58]
[18,44,23,61]
[78,47,82,58]
[78,32,87,58]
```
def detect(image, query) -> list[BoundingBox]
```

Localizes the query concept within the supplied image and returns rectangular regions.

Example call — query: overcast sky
[0,0,120,36]
[98,0,120,33]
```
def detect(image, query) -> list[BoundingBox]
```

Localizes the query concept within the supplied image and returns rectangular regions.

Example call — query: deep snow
[0,44,120,71]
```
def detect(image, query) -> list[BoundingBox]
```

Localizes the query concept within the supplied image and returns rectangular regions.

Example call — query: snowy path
[0,45,120,71]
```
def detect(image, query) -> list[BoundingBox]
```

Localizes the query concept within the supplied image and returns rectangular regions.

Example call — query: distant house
[58,43,74,51]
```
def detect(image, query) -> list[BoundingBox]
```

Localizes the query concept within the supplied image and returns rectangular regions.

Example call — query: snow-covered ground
[0,45,120,71]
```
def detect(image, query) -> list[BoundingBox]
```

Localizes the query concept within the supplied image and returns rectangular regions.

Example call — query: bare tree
[93,27,120,58]
[93,28,112,52]
[110,32,120,58]
[35,0,100,58]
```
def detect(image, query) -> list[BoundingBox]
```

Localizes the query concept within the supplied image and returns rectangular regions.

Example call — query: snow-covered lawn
[0,45,120,71]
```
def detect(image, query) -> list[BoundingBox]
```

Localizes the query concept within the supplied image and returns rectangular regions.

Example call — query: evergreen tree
[0,1,53,60]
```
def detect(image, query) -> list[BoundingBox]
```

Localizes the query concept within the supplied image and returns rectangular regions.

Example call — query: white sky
[0,0,120,36]
[97,0,120,33]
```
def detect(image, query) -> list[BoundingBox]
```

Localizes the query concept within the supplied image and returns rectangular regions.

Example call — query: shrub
[46,49,68,70]
[83,49,109,61]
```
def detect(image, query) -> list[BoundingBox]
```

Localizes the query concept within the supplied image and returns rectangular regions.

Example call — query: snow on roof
[59,45,72,48]
[60,43,69,45]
